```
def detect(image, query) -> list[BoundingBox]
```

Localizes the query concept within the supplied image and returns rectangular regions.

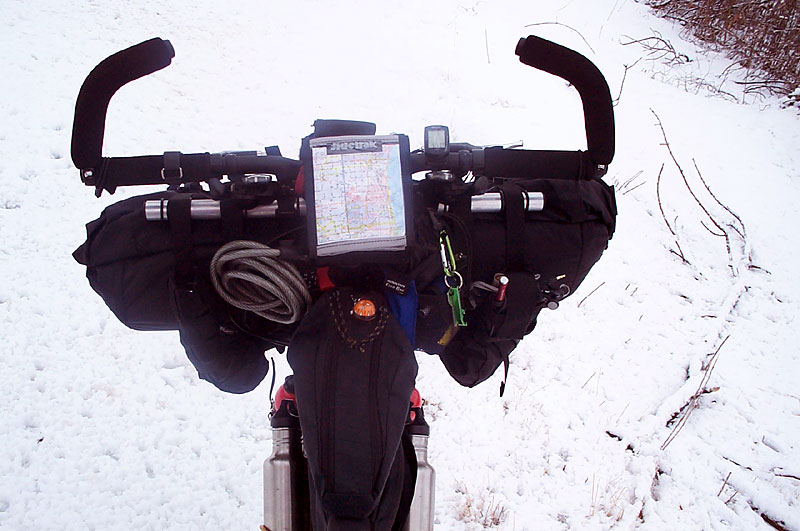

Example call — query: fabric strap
[501,182,526,271]
[167,194,194,290]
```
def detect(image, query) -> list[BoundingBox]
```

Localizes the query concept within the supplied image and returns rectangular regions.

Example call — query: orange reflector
[353,298,377,320]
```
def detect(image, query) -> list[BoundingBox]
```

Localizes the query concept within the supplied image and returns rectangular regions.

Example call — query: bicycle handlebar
[408,147,594,180]
[71,36,615,194]
[71,38,175,171]
[515,36,614,168]
[88,152,302,189]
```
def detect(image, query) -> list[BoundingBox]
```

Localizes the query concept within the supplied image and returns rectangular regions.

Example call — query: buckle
[80,168,95,184]
[160,166,183,181]
[161,151,183,182]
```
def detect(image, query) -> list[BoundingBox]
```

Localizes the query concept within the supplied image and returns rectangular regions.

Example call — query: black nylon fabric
[72,190,305,392]
[470,177,616,293]
[435,177,616,388]
[73,190,306,331]
[310,434,417,531]
[173,287,270,394]
[438,271,545,388]
[73,191,186,330]
[287,288,417,528]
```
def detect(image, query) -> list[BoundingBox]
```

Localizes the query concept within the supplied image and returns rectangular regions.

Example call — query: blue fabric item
[385,281,418,345]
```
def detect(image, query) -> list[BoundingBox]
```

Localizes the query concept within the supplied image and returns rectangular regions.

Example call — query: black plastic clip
[161,151,183,183]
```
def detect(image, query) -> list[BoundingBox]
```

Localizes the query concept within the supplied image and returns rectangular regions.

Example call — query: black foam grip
[71,38,175,170]
[483,147,592,179]
[515,36,614,167]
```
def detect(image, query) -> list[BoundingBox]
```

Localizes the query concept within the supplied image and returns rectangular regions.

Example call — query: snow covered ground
[2,0,799,529]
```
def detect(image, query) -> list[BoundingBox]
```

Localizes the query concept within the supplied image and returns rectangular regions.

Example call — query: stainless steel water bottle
[404,390,435,531]
[263,377,311,531]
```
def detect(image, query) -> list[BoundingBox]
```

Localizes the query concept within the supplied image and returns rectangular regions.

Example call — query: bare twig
[578,281,605,308]
[722,455,752,472]
[617,170,646,195]
[700,220,726,237]
[692,158,747,240]
[652,111,718,227]
[621,31,691,65]
[484,28,491,64]
[524,22,595,54]
[717,471,732,496]
[751,501,791,531]
[656,163,688,263]
[619,172,642,190]
[646,0,799,95]
[622,181,646,195]
[651,109,736,269]
[614,59,641,106]
[686,77,739,102]
[661,335,729,450]
[736,79,792,97]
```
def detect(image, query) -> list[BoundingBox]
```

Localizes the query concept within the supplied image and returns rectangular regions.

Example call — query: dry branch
[578,281,605,308]
[717,471,732,496]
[651,109,753,273]
[661,335,729,450]
[692,159,747,241]
[622,31,691,65]
[655,163,688,263]
[646,0,799,96]
[614,59,642,106]
[524,22,596,54]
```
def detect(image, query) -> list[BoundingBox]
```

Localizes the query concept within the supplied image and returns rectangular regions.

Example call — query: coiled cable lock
[210,240,312,324]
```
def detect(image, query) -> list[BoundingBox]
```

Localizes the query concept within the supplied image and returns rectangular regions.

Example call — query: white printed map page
[310,135,407,256]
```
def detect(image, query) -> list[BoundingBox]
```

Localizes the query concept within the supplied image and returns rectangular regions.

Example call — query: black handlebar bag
[72,190,303,393]
[287,288,418,530]
[437,177,617,389]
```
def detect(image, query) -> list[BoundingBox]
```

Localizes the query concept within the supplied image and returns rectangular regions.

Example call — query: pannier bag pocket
[172,286,270,394]
[439,271,545,388]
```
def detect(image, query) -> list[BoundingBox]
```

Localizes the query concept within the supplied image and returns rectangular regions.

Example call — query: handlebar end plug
[80,168,95,185]
[515,37,526,57]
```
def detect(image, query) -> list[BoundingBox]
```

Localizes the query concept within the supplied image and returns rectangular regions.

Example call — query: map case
[306,134,412,260]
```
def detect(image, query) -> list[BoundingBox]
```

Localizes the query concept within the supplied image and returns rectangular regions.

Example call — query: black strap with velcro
[162,151,183,182]
[219,199,245,242]
[167,194,195,290]
[500,182,526,271]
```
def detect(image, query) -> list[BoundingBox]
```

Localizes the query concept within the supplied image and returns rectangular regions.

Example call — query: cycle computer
[424,125,449,158]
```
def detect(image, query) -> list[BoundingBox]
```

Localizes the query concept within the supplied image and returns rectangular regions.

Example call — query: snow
[2,0,799,529]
